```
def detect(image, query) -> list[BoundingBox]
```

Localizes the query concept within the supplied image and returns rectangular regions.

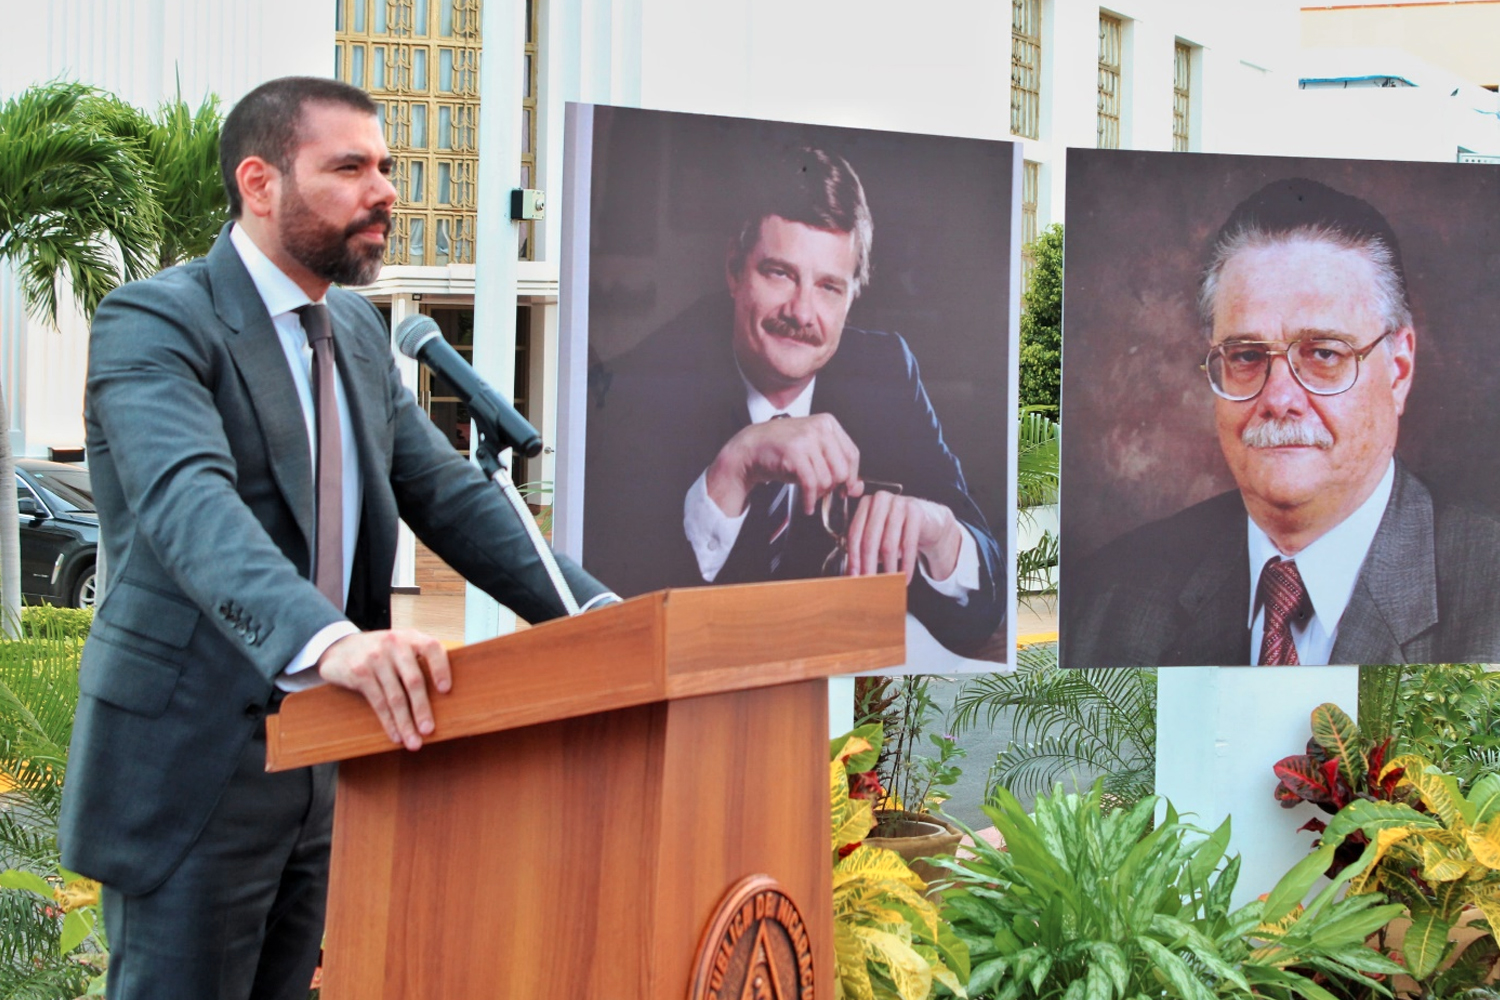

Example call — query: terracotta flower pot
[865,809,963,886]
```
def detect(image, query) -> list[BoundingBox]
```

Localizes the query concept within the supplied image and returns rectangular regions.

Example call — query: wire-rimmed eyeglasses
[819,481,902,577]
[1201,329,1393,402]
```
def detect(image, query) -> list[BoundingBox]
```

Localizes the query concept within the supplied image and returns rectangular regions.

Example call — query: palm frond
[953,642,1156,808]
[0,79,163,323]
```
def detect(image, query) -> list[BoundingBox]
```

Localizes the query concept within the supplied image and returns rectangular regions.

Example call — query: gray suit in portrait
[58,226,610,896]
[1061,462,1500,668]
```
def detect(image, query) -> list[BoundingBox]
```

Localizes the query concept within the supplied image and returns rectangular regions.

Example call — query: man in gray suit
[57,77,614,999]
[1062,178,1500,668]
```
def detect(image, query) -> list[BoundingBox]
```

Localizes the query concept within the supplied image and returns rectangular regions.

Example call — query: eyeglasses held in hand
[819,481,903,577]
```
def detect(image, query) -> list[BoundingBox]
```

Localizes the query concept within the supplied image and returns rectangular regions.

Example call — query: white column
[388,294,420,592]
[466,0,526,643]
[530,301,559,491]
[1155,666,1360,907]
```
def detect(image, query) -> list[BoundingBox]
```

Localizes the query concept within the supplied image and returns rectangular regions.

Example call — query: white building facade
[3,0,1306,593]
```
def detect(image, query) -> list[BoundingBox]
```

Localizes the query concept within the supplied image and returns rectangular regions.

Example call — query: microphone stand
[473,425,581,617]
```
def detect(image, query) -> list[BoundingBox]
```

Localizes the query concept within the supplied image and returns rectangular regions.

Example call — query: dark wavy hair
[727,146,874,296]
[219,76,378,218]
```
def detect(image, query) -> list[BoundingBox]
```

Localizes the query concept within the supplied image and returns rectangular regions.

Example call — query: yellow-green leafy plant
[832,727,969,1000]
[933,779,1406,1000]
[1320,755,1500,994]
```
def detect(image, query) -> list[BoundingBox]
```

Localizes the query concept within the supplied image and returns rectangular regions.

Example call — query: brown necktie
[1257,556,1307,665]
[297,304,343,608]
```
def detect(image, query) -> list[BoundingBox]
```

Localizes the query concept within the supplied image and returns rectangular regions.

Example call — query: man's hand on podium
[317,629,453,751]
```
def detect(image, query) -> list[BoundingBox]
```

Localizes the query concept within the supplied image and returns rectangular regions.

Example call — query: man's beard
[1241,415,1334,449]
[280,180,389,287]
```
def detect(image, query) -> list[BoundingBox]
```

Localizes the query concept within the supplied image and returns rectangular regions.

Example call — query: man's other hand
[705,413,862,516]
[847,493,964,583]
[317,630,452,751]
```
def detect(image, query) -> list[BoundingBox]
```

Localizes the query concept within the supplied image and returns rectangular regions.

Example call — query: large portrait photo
[1059,149,1500,669]
[557,106,1020,670]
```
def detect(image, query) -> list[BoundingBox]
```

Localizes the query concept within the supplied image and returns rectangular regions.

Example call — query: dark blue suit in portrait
[584,296,1004,656]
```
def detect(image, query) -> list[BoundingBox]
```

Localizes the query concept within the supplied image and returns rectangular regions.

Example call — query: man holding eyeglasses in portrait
[586,146,1005,657]
[1062,177,1500,668]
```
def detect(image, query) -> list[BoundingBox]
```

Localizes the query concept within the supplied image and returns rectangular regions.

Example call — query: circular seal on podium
[688,875,814,1000]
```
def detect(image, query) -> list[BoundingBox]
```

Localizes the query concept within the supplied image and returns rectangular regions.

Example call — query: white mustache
[1241,416,1334,449]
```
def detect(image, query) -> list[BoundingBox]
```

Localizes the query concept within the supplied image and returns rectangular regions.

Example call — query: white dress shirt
[682,375,979,598]
[1246,459,1395,665]
[229,224,362,688]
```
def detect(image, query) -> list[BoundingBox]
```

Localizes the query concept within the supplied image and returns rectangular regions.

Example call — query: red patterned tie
[297,304,343,609]
[1257,557,1307,666]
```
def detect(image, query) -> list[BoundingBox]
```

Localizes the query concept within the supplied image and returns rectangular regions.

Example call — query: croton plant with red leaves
[1273,702,1423,875]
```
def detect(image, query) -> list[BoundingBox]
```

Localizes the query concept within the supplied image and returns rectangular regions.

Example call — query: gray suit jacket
[59,228,610,894]
[1061,462,1500,668]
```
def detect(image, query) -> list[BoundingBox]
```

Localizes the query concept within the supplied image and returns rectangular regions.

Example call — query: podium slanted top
[265,574,905,771]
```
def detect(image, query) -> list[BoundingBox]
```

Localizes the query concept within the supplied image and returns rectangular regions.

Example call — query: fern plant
[950,641,1155,808]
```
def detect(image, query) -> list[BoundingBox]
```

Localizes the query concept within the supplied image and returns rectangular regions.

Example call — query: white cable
[492,465,580,616]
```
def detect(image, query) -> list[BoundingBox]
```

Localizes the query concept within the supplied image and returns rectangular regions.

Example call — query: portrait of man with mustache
[583,140,1007,660]
[1061,173,1500,668]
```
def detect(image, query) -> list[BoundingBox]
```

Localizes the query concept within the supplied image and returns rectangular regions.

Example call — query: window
[1097,13,1122,149]
[519,0,539,260]
[1173,41,1192,152]
[1011,0,1041,140]
[335,0,481,266]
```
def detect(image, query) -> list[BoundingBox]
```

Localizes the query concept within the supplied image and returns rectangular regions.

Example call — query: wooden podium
[265,575,905,1000]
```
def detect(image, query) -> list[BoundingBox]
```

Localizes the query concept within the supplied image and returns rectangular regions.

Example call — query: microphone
[395,314,543,459]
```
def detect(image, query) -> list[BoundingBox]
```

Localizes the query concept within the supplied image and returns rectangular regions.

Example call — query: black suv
[15,459,98,608]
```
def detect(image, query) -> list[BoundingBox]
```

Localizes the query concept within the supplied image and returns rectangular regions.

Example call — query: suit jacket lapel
[1331,464,1438,664]
[1168,520,1251,667]
[207,230,316,556]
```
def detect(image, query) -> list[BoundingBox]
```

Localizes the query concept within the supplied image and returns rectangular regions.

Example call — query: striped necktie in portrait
[766,413,793,575]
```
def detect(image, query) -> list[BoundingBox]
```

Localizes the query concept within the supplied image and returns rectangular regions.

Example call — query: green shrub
[1360,664,1500,788]
[1019,225,1063,413]
[932,780,1404,1000]
[19,606,93,642]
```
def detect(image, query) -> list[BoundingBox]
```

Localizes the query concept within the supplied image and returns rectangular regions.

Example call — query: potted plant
[856,677,966,883]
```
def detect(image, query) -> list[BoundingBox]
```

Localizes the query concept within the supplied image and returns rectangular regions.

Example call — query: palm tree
[88,89,226,270]
[0,84,226,627]
[0,81,161,631]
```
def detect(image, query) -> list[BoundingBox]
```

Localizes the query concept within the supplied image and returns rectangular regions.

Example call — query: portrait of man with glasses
[578,112,1012,663]
[1062,173,1500,668]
